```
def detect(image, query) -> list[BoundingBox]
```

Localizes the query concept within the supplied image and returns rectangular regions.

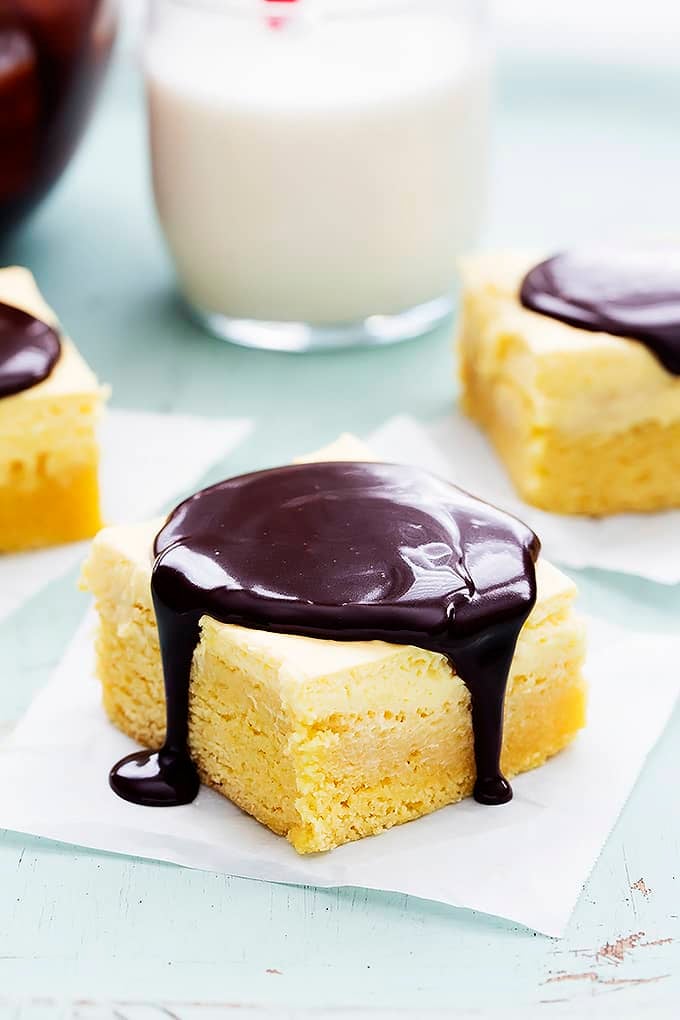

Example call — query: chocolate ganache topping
[520,249,680,375]
[0,301,60,398]
[110,462,540,810]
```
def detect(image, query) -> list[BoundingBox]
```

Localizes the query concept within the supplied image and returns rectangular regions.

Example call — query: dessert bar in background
[0,266,106,552]
[457,249,680,515]
[82,437,586,854]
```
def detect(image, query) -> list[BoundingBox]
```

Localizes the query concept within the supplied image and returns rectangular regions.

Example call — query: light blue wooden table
[1,40,680,1019]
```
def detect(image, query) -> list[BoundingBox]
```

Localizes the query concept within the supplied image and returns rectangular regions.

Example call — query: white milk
[146,1,490,328]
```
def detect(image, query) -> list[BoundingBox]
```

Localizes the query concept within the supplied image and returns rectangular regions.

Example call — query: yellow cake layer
[457,251,680,515]
[0,462,103,552]
[81,438,587,853]
[0,267,105,551]
[461,346,680,515]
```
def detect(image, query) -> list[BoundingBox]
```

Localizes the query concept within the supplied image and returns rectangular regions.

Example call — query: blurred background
[110,0,680,251]
[1,0,678,446]
[117,1,680,88]
[121,0,680,69]
[493,0,680,68]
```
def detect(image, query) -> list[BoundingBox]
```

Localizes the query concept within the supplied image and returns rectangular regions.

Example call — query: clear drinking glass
[145,0,491,352]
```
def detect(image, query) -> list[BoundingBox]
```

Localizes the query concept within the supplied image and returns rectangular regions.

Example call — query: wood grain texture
[1,44,680,1018]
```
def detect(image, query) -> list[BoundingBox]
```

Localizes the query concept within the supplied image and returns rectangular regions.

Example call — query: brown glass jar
[0,0,118,235]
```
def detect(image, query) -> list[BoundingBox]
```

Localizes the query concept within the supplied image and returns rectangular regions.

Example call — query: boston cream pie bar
[81,437,586,854]
[0,266,105,551]
[457,249,680,515]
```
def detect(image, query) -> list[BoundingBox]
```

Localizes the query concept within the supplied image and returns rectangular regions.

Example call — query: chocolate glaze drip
[0,301,60,398]
[110,462,540,811]
[520,249,680,375]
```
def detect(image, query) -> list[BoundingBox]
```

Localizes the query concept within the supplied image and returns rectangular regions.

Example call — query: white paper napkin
[0,611,677,937]
[0,410,252,622]
[369,414,680,585]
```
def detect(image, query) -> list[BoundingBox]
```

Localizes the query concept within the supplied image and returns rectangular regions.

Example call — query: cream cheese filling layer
[459,251,680,436]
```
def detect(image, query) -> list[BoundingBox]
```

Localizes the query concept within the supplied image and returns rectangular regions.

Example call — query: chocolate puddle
[520,249,680,374]
[0,301,60,398]
[110,462,540,810]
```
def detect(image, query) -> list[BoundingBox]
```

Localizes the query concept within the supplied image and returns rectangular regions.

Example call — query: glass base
[186,296,453,352]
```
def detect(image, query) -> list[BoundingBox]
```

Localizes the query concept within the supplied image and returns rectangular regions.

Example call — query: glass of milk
[145,0,491,351]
